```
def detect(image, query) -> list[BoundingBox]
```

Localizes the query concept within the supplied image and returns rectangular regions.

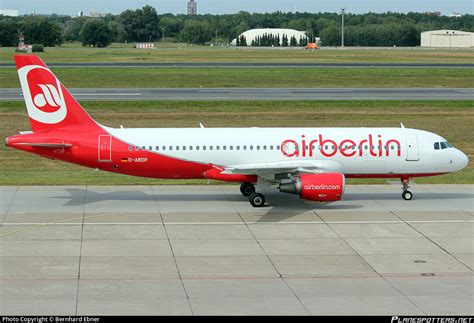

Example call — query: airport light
[341,8,345,47]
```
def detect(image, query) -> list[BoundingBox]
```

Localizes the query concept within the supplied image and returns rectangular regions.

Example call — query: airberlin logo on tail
[34,84,63,111]
[18,65,66,124]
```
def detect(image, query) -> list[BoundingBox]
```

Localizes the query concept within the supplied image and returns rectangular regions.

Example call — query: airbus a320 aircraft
[5,55,469,207]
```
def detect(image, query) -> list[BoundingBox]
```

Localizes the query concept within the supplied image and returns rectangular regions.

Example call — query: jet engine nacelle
[279,173,345,202]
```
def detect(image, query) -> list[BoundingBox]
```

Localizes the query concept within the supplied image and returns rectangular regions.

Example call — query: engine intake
[279,173,345,202]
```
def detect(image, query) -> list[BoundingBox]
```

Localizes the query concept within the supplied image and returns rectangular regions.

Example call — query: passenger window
[196,146,200,150]
[237,146,240,150]
[263,145,267,150]
[169,146,173,151]
[230,146,233,150]
[250,146,253,150]
[434,142,440,150]
[162,146,166,151]
[257,146,260,150]
[243,145,247,150]
[142,146,146,150]
[270,145,274,150]
[156,146,159,151]
[223,146,226,150]
[176,146,179,151]
[440,142,448,149]
[277,145,280,150]
[216,146,220,150]
[183,146,186,151]
[149,146,152,150]
[128,146,133,151]
[189,146,193,150]
[203,146,206,150]
[210,146,213,150]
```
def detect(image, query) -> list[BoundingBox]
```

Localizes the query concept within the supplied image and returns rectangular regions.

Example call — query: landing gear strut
[401,177,413,200]
[240,182,255,197]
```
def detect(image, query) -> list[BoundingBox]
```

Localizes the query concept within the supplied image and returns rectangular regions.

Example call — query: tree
[22,16,63,46]
[239,35,247,46]
[80,19,112,47]
[289,35,296,46]
[117,5,159,42]
[180,20,212,44]
[63,18,84,42]
[0,18,20,46]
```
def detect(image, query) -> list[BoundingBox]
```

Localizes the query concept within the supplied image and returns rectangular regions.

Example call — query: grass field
[1,100,472,185]
[1,67,473,88]
[1,45,473,64]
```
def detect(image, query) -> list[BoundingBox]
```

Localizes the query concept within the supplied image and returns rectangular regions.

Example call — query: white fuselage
[107,127,468,177]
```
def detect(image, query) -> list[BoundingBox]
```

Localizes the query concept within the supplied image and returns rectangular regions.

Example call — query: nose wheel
[401,177,413,201]
[402,190,413,200]
[249,192,266,207]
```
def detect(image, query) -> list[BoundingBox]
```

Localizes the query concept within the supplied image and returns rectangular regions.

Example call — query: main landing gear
[240,181,267,207]
[249,192,266,207]
[401,177,413,201]
[240,182,256,197]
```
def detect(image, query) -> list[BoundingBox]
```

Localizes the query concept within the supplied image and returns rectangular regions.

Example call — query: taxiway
[0,184,473,315]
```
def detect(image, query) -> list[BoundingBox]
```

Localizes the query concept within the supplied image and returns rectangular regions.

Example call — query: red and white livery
[6,55,469,207]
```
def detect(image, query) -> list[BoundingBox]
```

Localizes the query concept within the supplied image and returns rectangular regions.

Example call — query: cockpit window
[440,142,448,149]
[434,142,440,150]
[446,142,453,148]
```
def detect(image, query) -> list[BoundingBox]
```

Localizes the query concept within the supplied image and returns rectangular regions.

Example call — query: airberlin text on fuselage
[281,134,401,158]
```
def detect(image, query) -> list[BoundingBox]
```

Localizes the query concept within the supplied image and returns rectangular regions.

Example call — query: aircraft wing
[222,160,343,179]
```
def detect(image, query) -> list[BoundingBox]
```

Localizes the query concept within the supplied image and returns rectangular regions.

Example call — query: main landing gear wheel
[249,192,266,207]
[402,191,413,201]
[240,183,256,197]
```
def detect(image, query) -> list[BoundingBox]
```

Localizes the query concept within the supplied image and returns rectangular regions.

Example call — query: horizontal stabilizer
[14,142,72,148]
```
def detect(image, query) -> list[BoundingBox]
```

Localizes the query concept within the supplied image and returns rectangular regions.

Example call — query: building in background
[421,30,473,48]
[0,9,19,17]
[188,0,197,15]
[449,12,462,18]
[232,28,309,46]
[424,11,442,16]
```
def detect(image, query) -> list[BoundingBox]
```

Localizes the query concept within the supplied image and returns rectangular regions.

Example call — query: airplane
[5,55,469,207]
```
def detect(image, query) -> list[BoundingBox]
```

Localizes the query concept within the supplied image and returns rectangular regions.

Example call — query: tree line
[0,6,473,47]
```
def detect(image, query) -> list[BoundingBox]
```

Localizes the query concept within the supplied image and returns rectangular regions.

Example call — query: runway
[1,87,473,101]
[1,62,473,68]
[0,184,473,315]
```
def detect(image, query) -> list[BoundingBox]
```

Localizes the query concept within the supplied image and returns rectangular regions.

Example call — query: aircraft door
[405,134,420,161]
[98,135,112,162]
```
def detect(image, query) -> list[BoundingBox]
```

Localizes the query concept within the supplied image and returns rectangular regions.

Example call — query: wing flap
[222,160,342,175]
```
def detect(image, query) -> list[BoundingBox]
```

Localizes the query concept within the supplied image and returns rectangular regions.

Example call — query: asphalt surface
[0,184,473,315]
[1,62,473,68]
[1,87,473,101]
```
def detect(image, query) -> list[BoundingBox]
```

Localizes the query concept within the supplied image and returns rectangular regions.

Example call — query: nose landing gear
[401,177,413,200]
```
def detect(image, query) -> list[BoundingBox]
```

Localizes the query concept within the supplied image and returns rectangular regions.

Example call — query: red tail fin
[15,55,100,133]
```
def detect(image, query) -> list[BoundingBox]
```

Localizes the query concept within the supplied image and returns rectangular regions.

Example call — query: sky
[0,0,472,16]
